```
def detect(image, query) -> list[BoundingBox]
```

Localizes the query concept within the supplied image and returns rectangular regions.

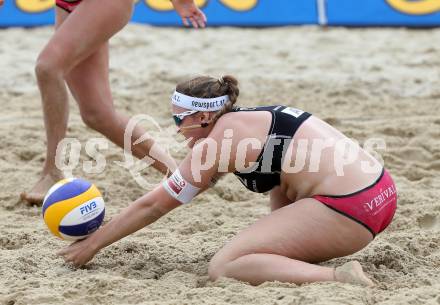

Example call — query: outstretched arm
[58,135,221,267]
[58,185,180,267]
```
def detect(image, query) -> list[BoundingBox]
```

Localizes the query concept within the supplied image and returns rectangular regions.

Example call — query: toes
[352,261,375,286]
[335,261,375,286]
[20,192,28,201]
[20,192,43,206]
[365,277,375,287]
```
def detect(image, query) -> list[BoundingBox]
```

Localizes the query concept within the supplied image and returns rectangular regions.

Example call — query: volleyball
[42,178,105,241]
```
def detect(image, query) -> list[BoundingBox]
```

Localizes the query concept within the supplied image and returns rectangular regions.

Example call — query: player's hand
[57,237,99,267]
[171,0,207,28]
[0,0,4,7]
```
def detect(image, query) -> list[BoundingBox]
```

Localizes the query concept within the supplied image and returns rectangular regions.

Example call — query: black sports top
[233,105,312,193]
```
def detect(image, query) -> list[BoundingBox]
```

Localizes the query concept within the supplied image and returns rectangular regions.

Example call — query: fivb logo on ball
[42,178,105,241]
[79,201,98,216]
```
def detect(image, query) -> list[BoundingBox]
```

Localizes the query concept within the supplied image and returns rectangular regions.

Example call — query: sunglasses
[172,110,198,126]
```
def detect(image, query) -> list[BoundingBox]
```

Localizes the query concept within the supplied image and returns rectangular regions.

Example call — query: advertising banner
[326,0,440,26]
[1,0,439,28]
[0,0,318,27]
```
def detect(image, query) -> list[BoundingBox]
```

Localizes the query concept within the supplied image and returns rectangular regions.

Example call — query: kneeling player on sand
[59,75,397,286]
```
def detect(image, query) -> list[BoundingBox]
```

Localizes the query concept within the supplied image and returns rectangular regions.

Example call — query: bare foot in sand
[21,171,64,206]
[334,261,375,286]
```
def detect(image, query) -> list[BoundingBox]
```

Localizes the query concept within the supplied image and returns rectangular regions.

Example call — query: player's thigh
[39,0,132,72]
[55,7,69,29]
[65,42,114,116]
[211,198,373,266]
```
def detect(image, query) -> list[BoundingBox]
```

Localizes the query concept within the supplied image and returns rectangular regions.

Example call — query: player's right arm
[58,133,222,267]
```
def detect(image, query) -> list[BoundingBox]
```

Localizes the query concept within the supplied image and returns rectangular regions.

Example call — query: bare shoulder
[208,111,246,140]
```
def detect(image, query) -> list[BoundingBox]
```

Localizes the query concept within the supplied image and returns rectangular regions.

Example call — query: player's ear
[200,112,211,123]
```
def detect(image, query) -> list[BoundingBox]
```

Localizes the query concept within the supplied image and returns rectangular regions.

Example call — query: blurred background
[1,0,440,27]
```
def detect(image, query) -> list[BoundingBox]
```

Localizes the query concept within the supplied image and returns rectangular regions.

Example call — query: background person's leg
[65,43,176,175]
[22,0,134,205]
[22,8,70,204]
[208,198,374,285]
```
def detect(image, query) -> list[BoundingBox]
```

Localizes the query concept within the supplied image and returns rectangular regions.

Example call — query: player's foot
[21,171,64,206]
[334,261,375,286]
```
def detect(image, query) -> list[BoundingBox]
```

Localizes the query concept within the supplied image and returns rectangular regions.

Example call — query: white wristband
[162,169,200,204]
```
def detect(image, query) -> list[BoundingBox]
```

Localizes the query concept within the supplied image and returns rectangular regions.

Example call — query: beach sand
[1,24,440,305]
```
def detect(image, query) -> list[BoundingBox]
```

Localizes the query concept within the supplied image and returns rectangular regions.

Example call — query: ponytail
[211,75,239,123]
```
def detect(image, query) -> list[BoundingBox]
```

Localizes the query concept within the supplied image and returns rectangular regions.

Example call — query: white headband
[171,91,229,112]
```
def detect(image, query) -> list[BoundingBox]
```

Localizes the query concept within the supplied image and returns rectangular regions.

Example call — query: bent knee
[80,108,115,132]
[35,53,64,80]
[80,110,106,131]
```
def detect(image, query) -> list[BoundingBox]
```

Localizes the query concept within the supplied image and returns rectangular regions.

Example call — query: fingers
[192,10,206,28]
[57,240,80,256]
[57,242,82,266]
[57,249,75,265]
[195,16,205,28]
[57,248,75,264]
[181,9,206,28]
[58,251,83,267]
[198,10,207,27]
[189,16,199,29]
[181,16,190,27]
[183,15,205,28]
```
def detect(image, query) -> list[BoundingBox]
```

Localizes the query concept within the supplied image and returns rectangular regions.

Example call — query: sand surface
[1,24,440,305]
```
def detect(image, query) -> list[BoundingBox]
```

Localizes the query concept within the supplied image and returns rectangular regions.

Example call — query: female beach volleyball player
[59,75,397,286]
[21,0,206,205]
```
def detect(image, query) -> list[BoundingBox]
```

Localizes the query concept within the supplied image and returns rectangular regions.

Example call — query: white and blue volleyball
[42,178,105,241]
